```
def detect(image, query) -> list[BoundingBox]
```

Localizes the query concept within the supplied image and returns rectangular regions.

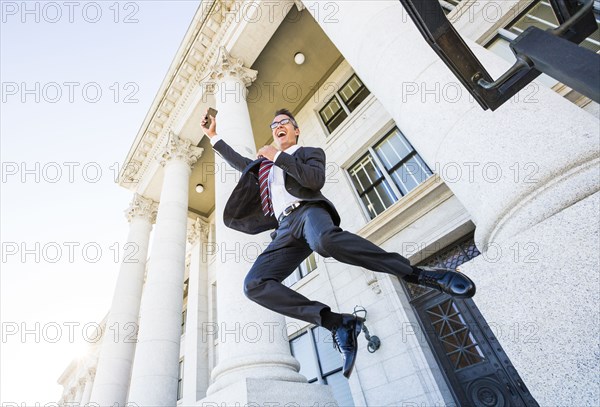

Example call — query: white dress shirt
[270,145,302,218]
[211,136,302,219]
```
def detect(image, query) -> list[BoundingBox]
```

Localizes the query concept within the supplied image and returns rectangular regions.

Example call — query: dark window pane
[312,326,342,374]
[339,75,364,104]
[362,157,384,184]
[349,168,367,194]
[290,333,319,382]
[363,181,397,219]
[320,96,349,133]
[349,155,384,194]
[339,75,371,112]
[325,371,355,407]
[319,97,343,122]
[345,86,371,112]
[349,154,398,219]
[326,109,348,133]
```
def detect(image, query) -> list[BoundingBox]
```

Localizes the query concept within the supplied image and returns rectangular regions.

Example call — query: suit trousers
[243,202,414,327]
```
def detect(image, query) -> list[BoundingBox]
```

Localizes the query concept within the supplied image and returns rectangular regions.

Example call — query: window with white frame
[283,252,318,287]
[348,127,433,219]
[319,74,371,134]
[485,0,600,106]
[289,326,354,406]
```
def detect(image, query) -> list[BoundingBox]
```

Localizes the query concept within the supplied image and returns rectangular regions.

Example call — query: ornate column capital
[157,131,204,168]
[209,47,258,88]
[125,194,159,224]
[87,366,96,380]
[187,217,210,245]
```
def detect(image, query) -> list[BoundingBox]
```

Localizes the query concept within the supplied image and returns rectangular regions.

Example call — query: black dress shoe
[332,314,365,378]
[417,267,476,298]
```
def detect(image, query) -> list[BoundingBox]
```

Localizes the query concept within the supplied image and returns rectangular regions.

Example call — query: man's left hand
[257,146,279,161]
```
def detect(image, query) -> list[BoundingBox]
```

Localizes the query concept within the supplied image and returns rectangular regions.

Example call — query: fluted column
[182,218,210,403]
[89,194,156,406]
[127,134,203,406]
[301,0,598,246]
[205,48,305,395]
[73,381,84,403]
[80,367,95,405]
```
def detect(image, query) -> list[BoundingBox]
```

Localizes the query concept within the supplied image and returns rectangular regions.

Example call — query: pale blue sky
[1,0,201,402]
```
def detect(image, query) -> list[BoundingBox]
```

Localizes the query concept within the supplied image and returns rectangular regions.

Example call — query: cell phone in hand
[203,107,218,129]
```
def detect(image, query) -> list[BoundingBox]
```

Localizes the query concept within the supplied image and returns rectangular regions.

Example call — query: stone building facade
[58,1,600,406]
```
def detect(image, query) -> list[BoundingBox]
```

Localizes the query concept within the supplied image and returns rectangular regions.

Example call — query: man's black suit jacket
[213,139,341,235]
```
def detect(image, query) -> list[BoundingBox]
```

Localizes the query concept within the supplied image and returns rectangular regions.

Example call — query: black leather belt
[277,202,304,223]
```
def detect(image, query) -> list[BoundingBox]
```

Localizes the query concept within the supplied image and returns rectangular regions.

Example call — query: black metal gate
[402,236,539,406]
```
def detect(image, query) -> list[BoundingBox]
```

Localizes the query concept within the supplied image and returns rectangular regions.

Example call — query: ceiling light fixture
[294,52,305,65]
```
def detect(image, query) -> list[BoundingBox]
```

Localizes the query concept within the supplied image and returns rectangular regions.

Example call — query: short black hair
[274,108,298,128]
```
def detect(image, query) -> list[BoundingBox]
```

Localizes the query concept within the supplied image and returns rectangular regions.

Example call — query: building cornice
[118,0,236,189]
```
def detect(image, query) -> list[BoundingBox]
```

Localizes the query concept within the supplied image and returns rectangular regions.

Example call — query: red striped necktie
[259,160,274,216]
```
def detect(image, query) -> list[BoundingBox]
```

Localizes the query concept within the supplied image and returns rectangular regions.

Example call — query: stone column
[89,194,157,406]
[80,368,95,405]
[127,134,203,406]
[73,381,84,404]
[201,49,335,405]
[181,218,210,403]
[301,0,598,246]
[302,1,599,405]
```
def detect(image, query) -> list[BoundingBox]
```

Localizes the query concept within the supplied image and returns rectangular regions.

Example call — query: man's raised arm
[201,109,253,173]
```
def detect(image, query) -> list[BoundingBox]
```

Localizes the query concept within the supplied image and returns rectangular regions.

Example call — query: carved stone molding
[125,194,159,224]
[188,217,210,245]
[209,47,258,88]
[185,250,192,274]
[363,269,382,295]
[119,1,236,187]
[87,366,96,381]
[294,0,305,11]
[157,131,204,168]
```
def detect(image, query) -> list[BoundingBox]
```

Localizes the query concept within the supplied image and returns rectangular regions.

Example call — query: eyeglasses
[269,118,292,129]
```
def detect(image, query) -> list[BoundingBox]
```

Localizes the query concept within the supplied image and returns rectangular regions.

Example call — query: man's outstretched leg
[300,203,476,298]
